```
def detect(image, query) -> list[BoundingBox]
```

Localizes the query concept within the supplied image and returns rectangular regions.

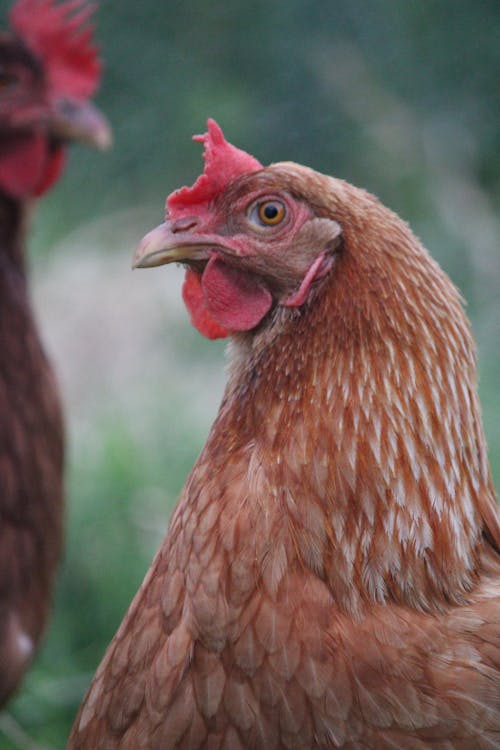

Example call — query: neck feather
[209,207,497,615]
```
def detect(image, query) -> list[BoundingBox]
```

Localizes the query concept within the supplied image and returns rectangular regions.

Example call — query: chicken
[69,120,499,749]
[0,0,110,707]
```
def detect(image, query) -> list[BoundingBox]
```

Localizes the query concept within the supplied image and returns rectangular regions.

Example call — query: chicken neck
[0,188,63,633]
[182,238,495,618]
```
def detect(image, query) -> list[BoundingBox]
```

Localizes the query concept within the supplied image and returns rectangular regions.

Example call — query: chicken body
[70,123,500,748]
[0,195,64,705]
[0,0,109,706]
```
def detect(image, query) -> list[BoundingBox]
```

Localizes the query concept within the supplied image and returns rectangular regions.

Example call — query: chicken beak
[133,222,216,269]
[49,99,113,150]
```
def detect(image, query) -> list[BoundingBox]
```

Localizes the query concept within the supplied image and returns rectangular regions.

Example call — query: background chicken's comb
[167,118,262,217]
[9,0,101,100]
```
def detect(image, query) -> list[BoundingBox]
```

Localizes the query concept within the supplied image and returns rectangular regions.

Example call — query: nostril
[171,216,199,233]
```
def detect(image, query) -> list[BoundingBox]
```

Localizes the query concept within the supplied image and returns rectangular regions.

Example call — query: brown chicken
[70,120,499,749]
[0,0,110,707]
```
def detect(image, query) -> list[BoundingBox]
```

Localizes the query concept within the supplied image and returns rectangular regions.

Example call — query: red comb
[167,119,262,218]
[9,0,101,101]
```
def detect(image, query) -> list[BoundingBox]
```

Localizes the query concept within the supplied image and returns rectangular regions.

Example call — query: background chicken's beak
[49,99,113,150]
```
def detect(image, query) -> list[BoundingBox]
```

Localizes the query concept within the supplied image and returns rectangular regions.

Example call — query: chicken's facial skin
[135,175,343,336]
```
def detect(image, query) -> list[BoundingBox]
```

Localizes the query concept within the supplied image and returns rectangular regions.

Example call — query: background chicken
[69,120,499,749]
[0,0,110,708]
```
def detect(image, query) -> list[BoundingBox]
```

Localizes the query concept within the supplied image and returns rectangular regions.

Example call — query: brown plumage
[0,0,110,707]
[70,120,499,749]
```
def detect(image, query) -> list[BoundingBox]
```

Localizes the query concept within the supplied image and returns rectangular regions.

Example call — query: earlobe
[297,217,343,249]
[282,218,342,308]
[282,250,335,307]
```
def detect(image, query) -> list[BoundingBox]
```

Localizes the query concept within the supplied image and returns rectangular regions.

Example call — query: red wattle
[182,269,229,340]
[0,133,66,199]
[34,146,66,197]
[0,132,46,198]
[201,255,272,332]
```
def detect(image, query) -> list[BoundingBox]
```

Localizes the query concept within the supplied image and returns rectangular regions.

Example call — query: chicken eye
[249,199,287,228]
[258,201,286,225]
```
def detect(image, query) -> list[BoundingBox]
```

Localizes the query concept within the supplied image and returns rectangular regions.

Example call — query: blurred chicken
[0,0,110,707]
[70,120,499,749]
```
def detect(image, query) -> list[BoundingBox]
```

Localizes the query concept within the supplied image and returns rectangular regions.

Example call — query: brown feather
[0,3,108,704]
[0,194,63,706]
[70,162,499,748]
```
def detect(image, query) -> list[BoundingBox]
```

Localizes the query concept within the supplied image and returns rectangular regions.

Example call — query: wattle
[202,255,272,332]
[182,269,229,340]
[182,255,273,339]
[34,144,66,197]
[0,133,65,199]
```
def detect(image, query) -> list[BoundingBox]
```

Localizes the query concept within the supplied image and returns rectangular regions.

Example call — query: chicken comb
[167,119,262,217]
[9,0,101,101]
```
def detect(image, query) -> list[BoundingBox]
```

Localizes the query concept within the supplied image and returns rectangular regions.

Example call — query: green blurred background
[0,0,498,747]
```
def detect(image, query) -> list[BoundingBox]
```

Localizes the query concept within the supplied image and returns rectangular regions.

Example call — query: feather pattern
[70,134,499,748]
[0,197,63,706]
